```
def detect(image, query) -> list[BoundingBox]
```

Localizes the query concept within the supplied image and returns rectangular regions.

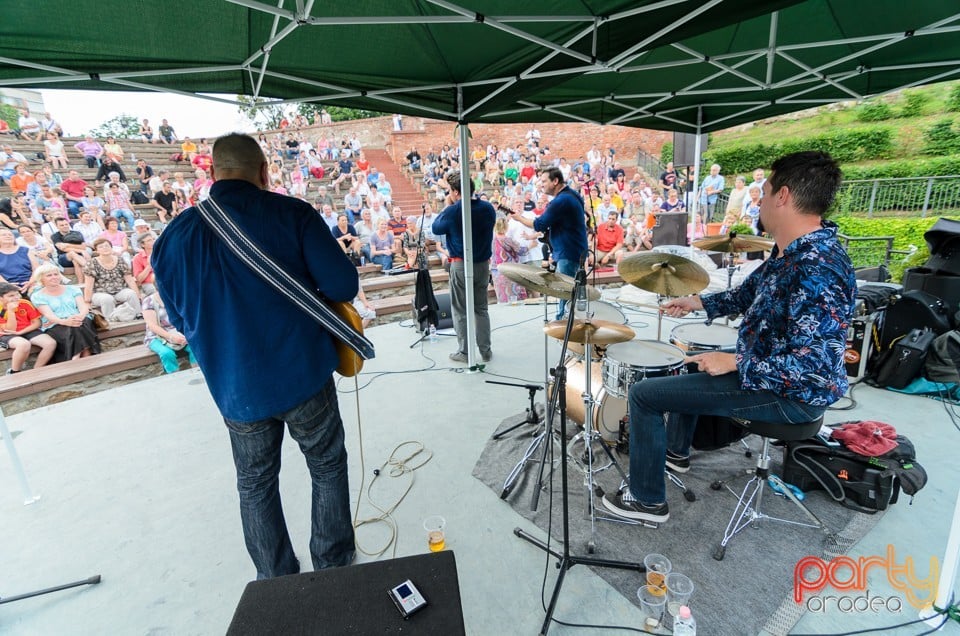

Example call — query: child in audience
[0,282,57,373]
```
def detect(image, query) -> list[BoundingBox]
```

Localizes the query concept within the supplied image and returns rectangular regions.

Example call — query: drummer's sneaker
[665,450,691,474]
[602,490,669,523]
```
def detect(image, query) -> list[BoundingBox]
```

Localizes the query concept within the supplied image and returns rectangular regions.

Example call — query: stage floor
[1,297,957,635]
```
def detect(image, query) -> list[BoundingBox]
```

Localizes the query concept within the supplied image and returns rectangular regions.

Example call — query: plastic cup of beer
[665,572,694,629]
[643,553,672,595]
[637,584,666,629]
[423,515,446,552]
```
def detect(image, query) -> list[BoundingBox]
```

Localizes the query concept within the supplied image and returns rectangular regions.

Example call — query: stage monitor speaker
[672,132,708,166]
[652,211,688,247]
[413,291,453,331]
[228,551,466,636]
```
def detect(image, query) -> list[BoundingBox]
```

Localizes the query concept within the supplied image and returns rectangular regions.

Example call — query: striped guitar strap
[195,194,375,363]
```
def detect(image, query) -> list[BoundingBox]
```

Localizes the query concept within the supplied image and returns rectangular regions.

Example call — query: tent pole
[457,91,479,369]
[690,109,703,256]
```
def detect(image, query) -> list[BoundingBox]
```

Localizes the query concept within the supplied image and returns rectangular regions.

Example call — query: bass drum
[550,357,626,443]
[566,301,628,360]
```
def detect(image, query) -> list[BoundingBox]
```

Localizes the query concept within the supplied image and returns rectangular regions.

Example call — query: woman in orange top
[8,164,33,196]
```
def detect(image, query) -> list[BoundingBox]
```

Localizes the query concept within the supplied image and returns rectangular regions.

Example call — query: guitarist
[153,133,358,579]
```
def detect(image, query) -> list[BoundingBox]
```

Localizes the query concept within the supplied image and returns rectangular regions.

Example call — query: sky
[38,89,258,138]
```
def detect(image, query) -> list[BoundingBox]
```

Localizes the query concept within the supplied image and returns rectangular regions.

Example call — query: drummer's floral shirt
[700,221,857,406]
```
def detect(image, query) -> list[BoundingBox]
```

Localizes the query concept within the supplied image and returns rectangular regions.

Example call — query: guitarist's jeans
[449,259,492,356]
[224,379,355,579]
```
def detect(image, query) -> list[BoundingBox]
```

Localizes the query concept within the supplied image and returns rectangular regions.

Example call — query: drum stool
[710,417,835,561]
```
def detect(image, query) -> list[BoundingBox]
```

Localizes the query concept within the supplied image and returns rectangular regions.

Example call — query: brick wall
[280,116,669,166]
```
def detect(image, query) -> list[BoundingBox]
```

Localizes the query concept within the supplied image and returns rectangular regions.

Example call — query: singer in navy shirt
[431,171,496,363]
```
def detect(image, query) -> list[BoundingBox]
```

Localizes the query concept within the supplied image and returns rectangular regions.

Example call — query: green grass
[709,80,960,162]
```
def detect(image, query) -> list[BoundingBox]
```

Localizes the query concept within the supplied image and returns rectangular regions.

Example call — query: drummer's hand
[661,296,703,317]
[686,352,737,376]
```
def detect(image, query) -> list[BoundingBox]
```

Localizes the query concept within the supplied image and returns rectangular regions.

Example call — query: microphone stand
[487,380,542,439]
[514,275,643,636]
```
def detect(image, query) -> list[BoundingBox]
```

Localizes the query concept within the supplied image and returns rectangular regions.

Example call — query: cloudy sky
[39,89,257,138]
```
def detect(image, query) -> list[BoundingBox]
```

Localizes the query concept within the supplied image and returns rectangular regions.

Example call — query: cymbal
[617,252,709,297]
[544,319,636,345]
[693,232,775,253]
[498,262,601,300]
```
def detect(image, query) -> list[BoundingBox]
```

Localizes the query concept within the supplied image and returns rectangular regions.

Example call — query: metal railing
[707,174,960,220]
[635,150,664,182]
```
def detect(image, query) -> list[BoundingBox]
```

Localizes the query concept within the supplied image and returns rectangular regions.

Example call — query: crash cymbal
[617,252,709,297]
[499,262,601,300]
[544,319,635,345]
[693,232,775,253]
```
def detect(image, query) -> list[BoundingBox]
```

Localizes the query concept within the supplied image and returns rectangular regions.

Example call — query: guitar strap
[195,194,375,361]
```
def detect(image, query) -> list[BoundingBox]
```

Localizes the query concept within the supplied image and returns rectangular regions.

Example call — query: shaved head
[212,133,267,185]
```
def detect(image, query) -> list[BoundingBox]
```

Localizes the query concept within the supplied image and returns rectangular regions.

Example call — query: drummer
[601,150,857,525]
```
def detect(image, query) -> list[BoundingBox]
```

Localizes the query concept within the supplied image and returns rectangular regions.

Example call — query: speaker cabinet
[228,551,465,635]
[652,211,688,247]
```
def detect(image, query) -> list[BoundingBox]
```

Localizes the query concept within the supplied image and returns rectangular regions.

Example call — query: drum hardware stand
[514,276,644,636]
[500,295,563,502]
[0,575,101,605]
[488,380,543,440]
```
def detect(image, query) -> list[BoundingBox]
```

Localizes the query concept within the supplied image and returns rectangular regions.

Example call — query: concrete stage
[1,299,957,635]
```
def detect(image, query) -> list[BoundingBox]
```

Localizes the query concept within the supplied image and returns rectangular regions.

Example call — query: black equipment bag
[879,290,951,350]
[902,267,960,317]
[921,217,960,276]
[872,327,935,389]
[782,432,927,514]
[131,190,149,205]
[691,415,749,451]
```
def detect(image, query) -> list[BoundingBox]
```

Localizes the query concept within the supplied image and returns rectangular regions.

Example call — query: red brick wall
[279,116,669,166]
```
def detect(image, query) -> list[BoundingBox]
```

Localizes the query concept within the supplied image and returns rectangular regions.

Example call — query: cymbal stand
[514,277,644,636]
[500,295,560,502]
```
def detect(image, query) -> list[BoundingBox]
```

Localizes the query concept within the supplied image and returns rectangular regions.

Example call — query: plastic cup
[665,572,695,629]
[643,553,672,595]
[637,584,666,629]
[509,294,518,305]
[423,515,446,552]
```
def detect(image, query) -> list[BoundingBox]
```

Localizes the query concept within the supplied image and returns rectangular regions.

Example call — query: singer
[431,171,496,363]
[602,151,857,524]
[510,167,588,319]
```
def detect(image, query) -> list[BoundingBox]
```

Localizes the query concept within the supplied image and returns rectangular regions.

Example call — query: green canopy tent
[2,0,958,368]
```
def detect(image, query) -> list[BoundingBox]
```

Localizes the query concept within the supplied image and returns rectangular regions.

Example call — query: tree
[90,114,140,139]
[0,104,18,131]
[236,95,287,129]
[296,103,385,123]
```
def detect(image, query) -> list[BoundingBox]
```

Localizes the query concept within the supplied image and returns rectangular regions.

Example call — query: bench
[0,321,145,371]
[0,345,169,415]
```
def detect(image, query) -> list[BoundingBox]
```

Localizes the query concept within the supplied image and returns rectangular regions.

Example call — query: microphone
[575,268,587,312]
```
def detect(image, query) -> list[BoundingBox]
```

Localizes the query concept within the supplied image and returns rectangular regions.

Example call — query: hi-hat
[543,319,635,345]
[693,232,775,253]
[499,262,601,300]
[617,252,709,297]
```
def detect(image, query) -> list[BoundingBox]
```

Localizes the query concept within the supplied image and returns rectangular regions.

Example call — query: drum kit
[498,237,764,634]
[499,238,760,539]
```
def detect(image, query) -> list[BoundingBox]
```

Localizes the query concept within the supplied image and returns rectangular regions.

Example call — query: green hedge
[705,126,893,175]
[0,104,17,130]
[922,118,960,155]
[841,155,960,180]
[660,141,673,165]
[855,102,893,122]
[834,217,939,274]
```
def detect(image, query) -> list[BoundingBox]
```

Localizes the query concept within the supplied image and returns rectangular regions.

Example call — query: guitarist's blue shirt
[153,179,359,422]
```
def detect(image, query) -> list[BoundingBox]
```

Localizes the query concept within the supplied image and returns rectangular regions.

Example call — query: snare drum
[567,301,628,360]
[601,340,685,399]
[550,357,627,442]
[670,323,738,353]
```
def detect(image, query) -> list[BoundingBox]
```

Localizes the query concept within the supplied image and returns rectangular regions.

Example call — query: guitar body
[330,300,364,377]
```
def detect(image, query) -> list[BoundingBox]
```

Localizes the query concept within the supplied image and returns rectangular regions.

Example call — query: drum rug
[472,413,885,635]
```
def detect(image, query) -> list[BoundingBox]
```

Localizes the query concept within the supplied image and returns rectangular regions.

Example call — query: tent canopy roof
[1,1,958,131]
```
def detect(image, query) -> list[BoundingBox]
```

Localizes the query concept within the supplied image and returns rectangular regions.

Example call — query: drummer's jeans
[555,258,578,319]
[628,372,825,505]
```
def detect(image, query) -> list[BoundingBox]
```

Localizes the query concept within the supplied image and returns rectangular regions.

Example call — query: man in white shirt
[318,204,338,230]
[368,200,389,226]
[72,210,102,245]
[354,208,376,262]
[748,168,766,197]
[17,109,42,142]
[415,203,439,240]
